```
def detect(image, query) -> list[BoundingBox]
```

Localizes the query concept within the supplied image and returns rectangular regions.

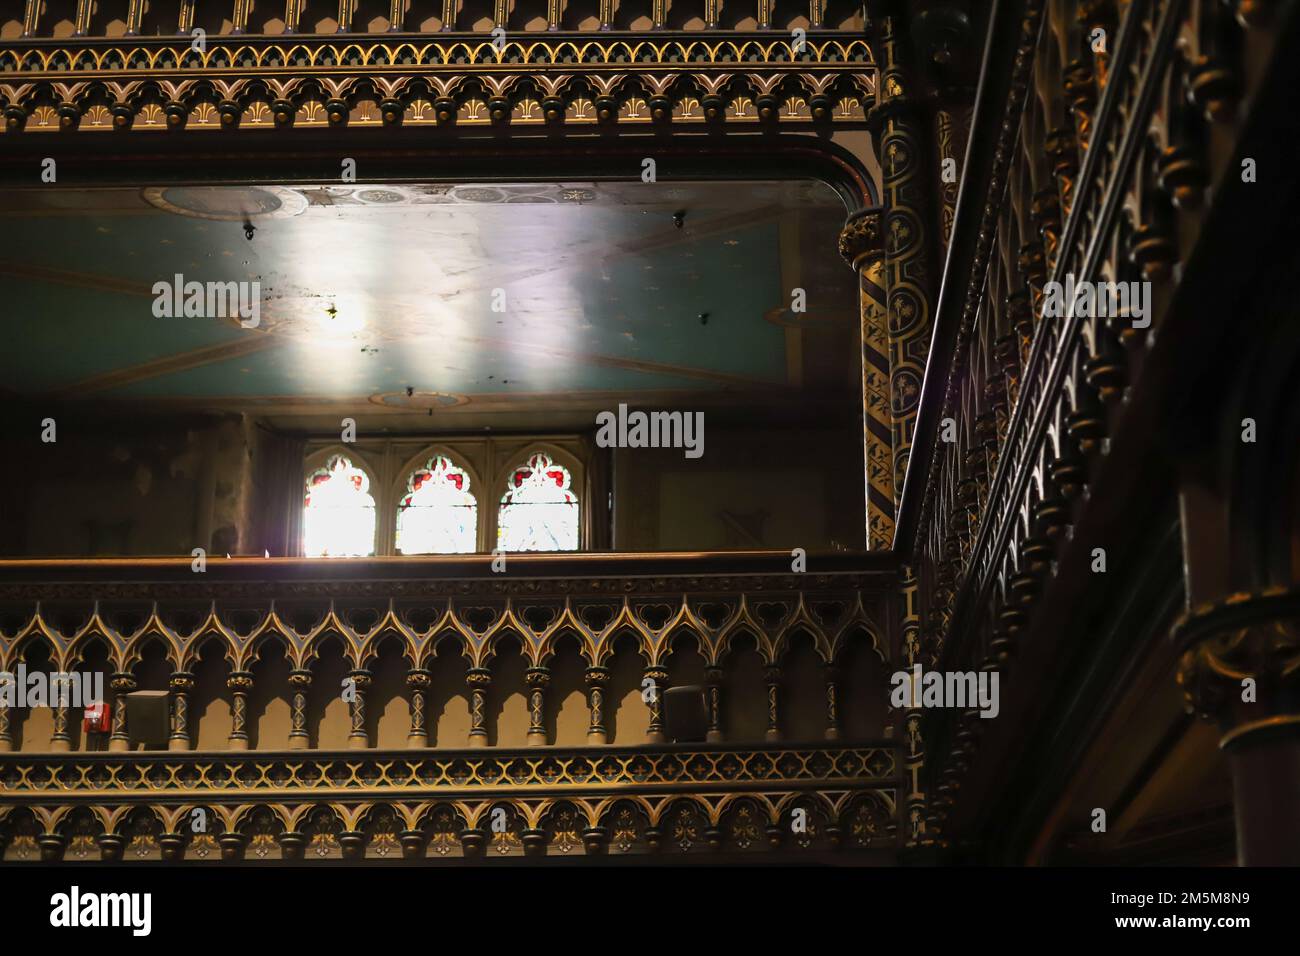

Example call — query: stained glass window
[396,455,478,554]
[303,454,376,557]
[498,452,580,552]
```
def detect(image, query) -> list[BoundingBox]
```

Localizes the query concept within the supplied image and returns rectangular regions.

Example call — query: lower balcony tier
[0,741,900,862]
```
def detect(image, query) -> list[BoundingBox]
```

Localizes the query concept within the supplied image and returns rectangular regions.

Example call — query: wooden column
[126,0,146,34]
[643,666,667,743]
[704,666,724,742]
[288,669,311,749]
[346,670,371,749]
[169,672,194,751]
[74,0,93,37]
[466,668,491,747]
[584,666,609,744]
[840,207,893,550]
[824,664,841,741]
[49,675,71,752]
[109,673,136,752]
[337,0,356,32]
[0,681,11,751]
[525,667,550,746]
[900,564,928,844]
[22,0,40,38]
[763,665,782,742]
[875,11,939,511]
[227,671,253,750]
[1176,592,1300,865]
[232,0,253,33]
[406,669,431,747]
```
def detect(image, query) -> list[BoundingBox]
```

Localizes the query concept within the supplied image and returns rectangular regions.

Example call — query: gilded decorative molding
[0,35,876,135]
[0,742,895,792]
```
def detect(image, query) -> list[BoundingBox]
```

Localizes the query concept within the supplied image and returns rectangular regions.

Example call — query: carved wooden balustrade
[897,0,1286,841]
[0,551,902,861]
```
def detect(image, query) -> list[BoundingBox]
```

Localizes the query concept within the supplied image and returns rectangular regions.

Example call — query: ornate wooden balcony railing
[897,0,1286,838]
[0,551,901,861]
[0,742,899,861]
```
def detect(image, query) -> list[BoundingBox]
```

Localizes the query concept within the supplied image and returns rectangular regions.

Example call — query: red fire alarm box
[83,701,110,734]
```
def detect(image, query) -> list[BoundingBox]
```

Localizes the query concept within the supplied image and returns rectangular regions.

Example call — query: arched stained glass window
[303,454,376,557]
[497,452,580,552]
[396,455,478,554]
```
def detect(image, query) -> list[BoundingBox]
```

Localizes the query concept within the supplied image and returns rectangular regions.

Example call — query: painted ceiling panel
[0,181,854,411]
[2,282,248,393]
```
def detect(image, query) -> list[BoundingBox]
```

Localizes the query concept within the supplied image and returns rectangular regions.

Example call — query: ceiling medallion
[370,391,469,411]
[141,185,309,221]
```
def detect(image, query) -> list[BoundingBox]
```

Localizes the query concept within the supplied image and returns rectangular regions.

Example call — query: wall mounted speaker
[126,690,170,750]
[663,684,708,743]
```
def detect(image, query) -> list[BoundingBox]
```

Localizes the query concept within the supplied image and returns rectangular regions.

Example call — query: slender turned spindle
[288,669,311,749]
[584,667,609,744]
[644,666,668,743]
[73,0,92,37]
[109,673,136,752]
[231,0,252,34]
[467,668,491,747]
[406,669,431,747]
[704,666,724,742]
[282,0,302,33]
[49,674,71,752]
[764,665,782,742]
[22,0,40,38]
[526,667,551,746]
[824,664,841,741]
[337,0,356,33]
[0,675,12,750]
[169,672,195,751]
[346,670,371,749]
[227,671,254,750]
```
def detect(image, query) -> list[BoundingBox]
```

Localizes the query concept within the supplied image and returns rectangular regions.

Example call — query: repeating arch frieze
[0,33,875,134]
[1,590,881,675]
